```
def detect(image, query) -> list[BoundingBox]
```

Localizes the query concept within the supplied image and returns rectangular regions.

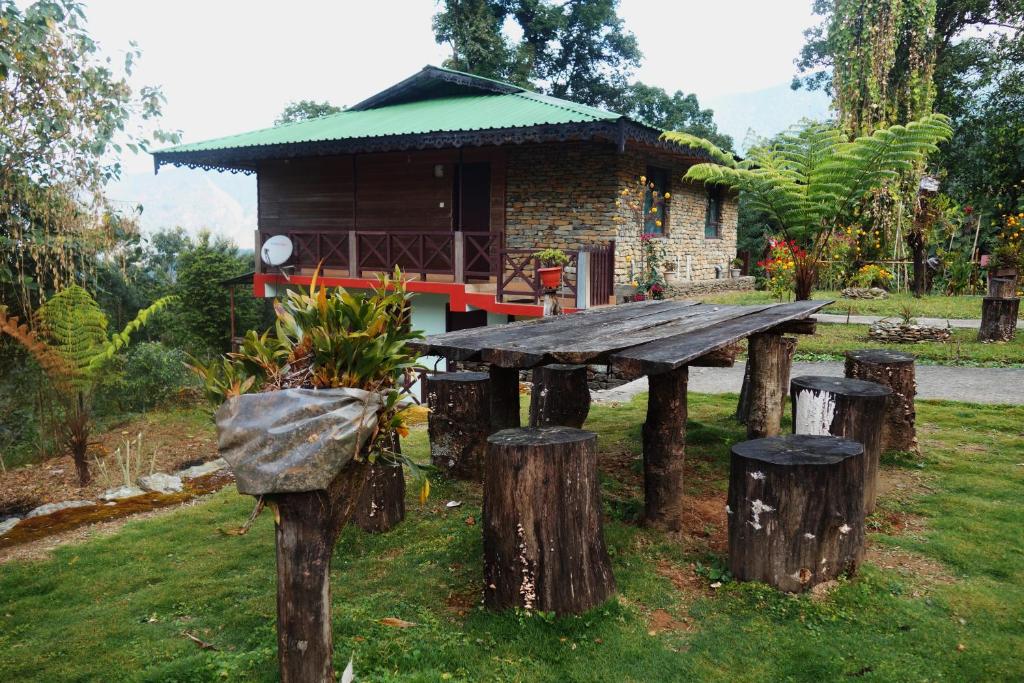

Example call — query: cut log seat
[529,363,590,428]
[844,350,917,453]
[426,372,490,481]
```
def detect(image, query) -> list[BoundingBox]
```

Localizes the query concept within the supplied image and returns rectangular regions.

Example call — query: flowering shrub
[989,212,1024,272]
[634,232,667,299]
[851,264,894,289]
[617,175,670,300]
[757,238,807,300]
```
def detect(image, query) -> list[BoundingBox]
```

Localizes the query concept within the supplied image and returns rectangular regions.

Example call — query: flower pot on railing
[538,265,563,290]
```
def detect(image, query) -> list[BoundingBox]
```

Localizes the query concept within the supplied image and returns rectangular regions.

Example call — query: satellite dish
[261,235,293,267]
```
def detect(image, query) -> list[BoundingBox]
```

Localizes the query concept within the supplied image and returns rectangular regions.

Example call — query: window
[643,167,669,235]
[705,187,723,239]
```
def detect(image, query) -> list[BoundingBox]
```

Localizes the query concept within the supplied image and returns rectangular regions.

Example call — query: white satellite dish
[261,234,293,267]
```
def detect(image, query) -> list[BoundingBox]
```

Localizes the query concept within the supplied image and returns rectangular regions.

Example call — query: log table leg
[426,371,490,480]
[978,296,1019,342]
[642,366,688,531]
[728,434,865,593]
[268,461,369,683]
[354,431,405,533]
[790,376,891,514]
[745,333,791,438]
[489,365,522,432]
[844,350,917,453]
[529,363,591,428]
[737,336,796,425]
[483,427,615,614]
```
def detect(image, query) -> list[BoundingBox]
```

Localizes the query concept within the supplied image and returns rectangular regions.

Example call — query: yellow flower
[663,192,671,199]
[650,207,658,214]
[396,424,410,438]
[639,175,647,183]
[655,220,662,228]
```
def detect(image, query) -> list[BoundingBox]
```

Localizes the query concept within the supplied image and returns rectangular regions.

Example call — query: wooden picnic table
[411,298,831,530]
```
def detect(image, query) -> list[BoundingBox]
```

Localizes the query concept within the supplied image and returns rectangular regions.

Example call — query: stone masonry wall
[504,142,738,284]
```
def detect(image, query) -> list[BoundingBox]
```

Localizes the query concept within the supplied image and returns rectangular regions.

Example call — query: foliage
[616,174,670,297]
[852,264,895,289]
[756,238,805,301]
[534,248,569,267]
[274,100,343,125]
[118,342,195,412]
[89,431,156,491]
[0,0,178,317]
[613,83,733,151]
[988,212,1024,272]
[659,131,735,167]
[632,234,666,300]
[684,116,953,297]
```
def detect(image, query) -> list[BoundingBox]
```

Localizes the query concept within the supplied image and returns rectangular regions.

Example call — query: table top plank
[610,300,832,376]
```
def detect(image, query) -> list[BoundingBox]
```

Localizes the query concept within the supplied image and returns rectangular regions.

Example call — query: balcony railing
[257,229,615,308]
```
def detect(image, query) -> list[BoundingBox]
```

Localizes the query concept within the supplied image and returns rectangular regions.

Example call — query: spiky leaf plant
[681,114,953,298]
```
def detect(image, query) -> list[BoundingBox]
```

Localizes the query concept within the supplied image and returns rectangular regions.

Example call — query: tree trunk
[978,296,1019,342]
[354,432,405,533]
[844,350,917,453]
[908,231,927,298]
[793,259,817,301]
[529,364,590,428]
[745,333,790,439]
[737,336,796,425]
[642,366,687,531]
[728,434,865,592]
[988,277,1018,299]
[67,393,91,487]
[483,427,615,614]
[790,375,891,514]
[426,371,490,481]
[488,365,521,432]
[267,460,369,683]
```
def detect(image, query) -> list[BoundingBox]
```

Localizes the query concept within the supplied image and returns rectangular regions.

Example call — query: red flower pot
[538,266,563,290]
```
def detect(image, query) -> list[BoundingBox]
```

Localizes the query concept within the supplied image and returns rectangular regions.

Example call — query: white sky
[82,0,820,173]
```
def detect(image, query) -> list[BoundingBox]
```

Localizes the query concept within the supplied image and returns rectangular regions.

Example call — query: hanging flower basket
[538,266,563,290]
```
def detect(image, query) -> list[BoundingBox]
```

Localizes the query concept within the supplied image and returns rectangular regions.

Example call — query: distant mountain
[707,82,832,152]
[108,167,257,248]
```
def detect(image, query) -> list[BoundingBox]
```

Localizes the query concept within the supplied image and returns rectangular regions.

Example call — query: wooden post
[489,365,521,432]
[354,431,405,533]
[728,434,865,592]
[348,230,358,278]
[642,366,687,531]
[790,375,891,514]
[737,336,796,425]
[426,371,490,480]
[978,296,1019,342]
[454,231,465,283]
[844,350,917,453]
[529,364,590,428]
[483,427,615,614]
[745,333,790,438]
[267,461,369,683]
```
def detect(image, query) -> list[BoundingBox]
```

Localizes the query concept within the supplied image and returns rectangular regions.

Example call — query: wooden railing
[497,241,616,308]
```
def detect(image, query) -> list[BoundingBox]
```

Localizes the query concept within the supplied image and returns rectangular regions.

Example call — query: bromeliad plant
[678,115,953,299]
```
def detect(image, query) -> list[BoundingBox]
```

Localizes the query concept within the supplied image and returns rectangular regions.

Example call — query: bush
[120,342,195,411]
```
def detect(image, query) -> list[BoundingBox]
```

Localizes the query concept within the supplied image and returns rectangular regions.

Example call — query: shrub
[852,264,894,289]
[121,342,195,411]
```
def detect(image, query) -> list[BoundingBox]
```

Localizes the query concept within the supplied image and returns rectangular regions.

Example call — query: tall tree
[275,100,343,125]
[613,83,734,151]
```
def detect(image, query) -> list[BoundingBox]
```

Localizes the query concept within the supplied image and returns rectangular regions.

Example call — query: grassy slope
[695,289,1022,320]
[1,397,1022,682]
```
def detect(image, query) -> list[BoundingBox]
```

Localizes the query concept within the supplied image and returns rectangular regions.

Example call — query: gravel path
[593,362,1024,405]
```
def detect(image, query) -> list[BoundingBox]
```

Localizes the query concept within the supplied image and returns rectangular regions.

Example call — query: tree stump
[489,365,521,432]
[354,431,405,533]
[745,333,793,438]
[978,296,1019,342]
[529,363,590,428]
[426,372,490,480]
[483,427,615,614]
[988,276,1017,299]
[267,460,369,683]
[790,375,891,514]
[737,336,796,425]
[728,434,865,593]
[642,366,688,530]
[844,350,917,453]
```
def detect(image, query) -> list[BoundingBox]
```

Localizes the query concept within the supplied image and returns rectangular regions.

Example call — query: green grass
[1,397,1022,682]
[792,324,1024,367]
[695,289,1020,320]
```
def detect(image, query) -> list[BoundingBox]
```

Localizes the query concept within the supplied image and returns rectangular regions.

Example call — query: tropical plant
[0,285,175,484]
[681,115,953,299]
[988,212,1024,272]
[535,248,569,268]
[852,264,895,289]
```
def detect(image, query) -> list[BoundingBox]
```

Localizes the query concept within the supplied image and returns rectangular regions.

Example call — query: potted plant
[730,257,744,278]
[535,248,569,290]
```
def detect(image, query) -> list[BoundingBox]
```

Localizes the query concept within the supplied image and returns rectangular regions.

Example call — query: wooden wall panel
[257,156,353,233]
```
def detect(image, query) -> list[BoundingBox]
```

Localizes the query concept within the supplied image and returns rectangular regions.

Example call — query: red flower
[964,205,974,215]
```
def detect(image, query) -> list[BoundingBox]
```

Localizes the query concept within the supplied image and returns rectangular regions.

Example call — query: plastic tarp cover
[216,387,383,495]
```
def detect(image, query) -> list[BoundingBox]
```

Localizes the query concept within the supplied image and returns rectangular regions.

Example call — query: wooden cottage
[153,65,739,331]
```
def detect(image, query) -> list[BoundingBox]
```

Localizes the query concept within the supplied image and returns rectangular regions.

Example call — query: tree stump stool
[426,372,490,481]
[737,336,797,425]
[483,427,615,614]
[745,333,796,438]
[529,363,591,428]
[790,376,891,514]
[728,434,866,593]
[489,365,521,431]
[978,296,1019,342]
[988,276,1017,299]
[354,431,405,533]
[844,350,917,453]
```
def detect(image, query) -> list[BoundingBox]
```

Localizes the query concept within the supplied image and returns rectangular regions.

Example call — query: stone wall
[504,141,739,284]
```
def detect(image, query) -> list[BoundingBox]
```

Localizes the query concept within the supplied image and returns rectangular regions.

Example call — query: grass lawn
[694,289,1022,320]
[1,397,1022,682]
[791,324,1024,366]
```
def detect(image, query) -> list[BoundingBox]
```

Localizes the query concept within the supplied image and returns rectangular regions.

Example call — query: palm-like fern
[681,114,953,250]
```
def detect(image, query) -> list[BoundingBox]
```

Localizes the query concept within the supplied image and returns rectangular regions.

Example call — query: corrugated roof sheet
[158,90,621,155]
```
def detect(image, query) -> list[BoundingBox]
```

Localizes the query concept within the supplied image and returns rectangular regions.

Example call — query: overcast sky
[83,0,821,173]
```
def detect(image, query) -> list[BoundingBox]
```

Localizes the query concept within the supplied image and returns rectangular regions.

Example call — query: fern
[660,131,736,167]
[97,295,177,367]
[0,308,76,391]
